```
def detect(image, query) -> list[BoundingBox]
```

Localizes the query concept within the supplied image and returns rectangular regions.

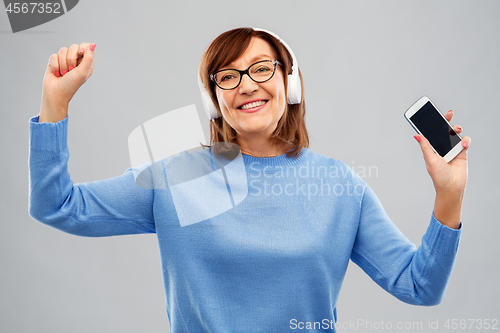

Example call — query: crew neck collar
[242,148,309,167]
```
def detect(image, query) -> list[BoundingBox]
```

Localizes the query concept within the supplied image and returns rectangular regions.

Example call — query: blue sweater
[29,115,461,332]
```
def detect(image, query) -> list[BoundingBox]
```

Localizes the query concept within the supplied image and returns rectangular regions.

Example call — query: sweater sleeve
[350,182,461,306]
[28,115,156,237]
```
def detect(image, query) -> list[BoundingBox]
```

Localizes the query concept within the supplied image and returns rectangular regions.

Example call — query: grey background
[1,0,498,332]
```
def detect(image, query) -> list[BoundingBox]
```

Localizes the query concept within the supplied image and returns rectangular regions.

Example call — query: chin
[240,120,276,134]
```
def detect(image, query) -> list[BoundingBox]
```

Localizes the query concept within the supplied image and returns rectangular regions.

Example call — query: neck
[236,133,291,157]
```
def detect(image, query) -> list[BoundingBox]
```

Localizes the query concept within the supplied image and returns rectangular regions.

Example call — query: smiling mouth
[238,100,268,110]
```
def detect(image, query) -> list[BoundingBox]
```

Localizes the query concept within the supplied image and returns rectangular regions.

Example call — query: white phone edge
[404,96,463,163]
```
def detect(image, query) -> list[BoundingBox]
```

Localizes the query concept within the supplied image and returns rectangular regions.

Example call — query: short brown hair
[199,27,309,158]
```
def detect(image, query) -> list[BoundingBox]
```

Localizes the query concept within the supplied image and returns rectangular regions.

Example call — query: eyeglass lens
[213,61,276,90]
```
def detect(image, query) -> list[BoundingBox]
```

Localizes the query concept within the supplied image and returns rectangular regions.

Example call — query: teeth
[240,100,266,110]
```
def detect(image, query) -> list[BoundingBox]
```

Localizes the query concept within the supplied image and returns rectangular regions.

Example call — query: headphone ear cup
[200,87,219,119]
[287,73,302,105]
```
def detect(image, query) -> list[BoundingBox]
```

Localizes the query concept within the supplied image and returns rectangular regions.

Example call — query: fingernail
[62,69,67,76]
[414,135,421,143]
[55,71,60,77]
[90,44,96,51]
[69,65,74,71]
[462,140,467,148]
[79,48,84,54]
[457,125,462,131]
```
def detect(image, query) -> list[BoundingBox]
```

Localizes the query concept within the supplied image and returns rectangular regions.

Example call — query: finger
[76,43,91,67]
[454,136,471,160]
[414,134,440,165]
[444,110,453,122]
[67,44,80,72]
[48,53,60,77]
[453,124,463,134]
[462,135,471,149]
[57,47,69,76]
[73,43,95,80]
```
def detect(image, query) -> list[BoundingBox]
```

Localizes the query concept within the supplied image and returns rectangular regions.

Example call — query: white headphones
[198,28,302,120]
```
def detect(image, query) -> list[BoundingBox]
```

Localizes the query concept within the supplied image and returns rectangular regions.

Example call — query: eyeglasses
[210,60,282,90]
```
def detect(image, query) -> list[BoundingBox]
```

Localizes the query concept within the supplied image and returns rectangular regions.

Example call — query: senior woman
[29,27,470,332]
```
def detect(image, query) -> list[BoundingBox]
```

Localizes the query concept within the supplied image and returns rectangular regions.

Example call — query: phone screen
[410,101,461,157]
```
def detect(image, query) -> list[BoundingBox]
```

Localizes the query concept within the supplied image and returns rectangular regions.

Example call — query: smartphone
[404,96,463,163]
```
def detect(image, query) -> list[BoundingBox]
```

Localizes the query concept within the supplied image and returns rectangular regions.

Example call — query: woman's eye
[220,74,235,82]
[255,66,270,73]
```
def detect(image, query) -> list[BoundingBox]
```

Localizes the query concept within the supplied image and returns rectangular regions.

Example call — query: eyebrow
[224,54,273,70]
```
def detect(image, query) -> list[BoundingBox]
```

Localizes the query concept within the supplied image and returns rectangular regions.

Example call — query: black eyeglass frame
[210,60,282,90]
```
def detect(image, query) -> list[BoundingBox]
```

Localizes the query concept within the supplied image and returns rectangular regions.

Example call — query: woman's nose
[238,74,259,94]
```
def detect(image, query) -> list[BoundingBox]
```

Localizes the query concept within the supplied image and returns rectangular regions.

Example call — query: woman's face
[215,37,286,140]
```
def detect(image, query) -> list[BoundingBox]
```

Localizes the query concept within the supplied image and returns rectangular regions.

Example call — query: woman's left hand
[414,110,470,229]
[414,110,471,196]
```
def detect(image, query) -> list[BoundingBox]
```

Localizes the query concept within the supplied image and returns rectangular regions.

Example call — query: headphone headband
[198,28,302,120]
